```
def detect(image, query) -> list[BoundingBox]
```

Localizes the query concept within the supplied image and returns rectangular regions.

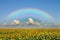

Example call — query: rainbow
[7,8,54,22]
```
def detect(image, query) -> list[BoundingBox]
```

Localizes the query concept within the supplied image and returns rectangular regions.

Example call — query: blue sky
[0,0,60,23]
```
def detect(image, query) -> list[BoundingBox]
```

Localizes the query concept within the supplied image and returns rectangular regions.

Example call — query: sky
[0,0,60,23]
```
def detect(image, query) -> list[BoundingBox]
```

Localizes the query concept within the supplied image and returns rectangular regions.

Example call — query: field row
[0,28,60,40]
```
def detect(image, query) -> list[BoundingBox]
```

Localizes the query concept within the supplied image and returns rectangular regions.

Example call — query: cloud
[41,21,45,24]
[12,20,20,25]
[2,23,7,25]
[26,18,40,25]
[26,18,35,24]
[35,22,40,25]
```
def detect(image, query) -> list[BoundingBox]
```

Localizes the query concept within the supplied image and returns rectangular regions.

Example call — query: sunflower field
[0,28,60,40]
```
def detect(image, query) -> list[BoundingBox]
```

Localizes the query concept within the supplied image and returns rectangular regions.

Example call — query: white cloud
[12,20,20,25]
[41,21,45,24]
[26,18,40,25]
[35,22,40,25]
[2,23,7,25]
[27,18,35,24]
